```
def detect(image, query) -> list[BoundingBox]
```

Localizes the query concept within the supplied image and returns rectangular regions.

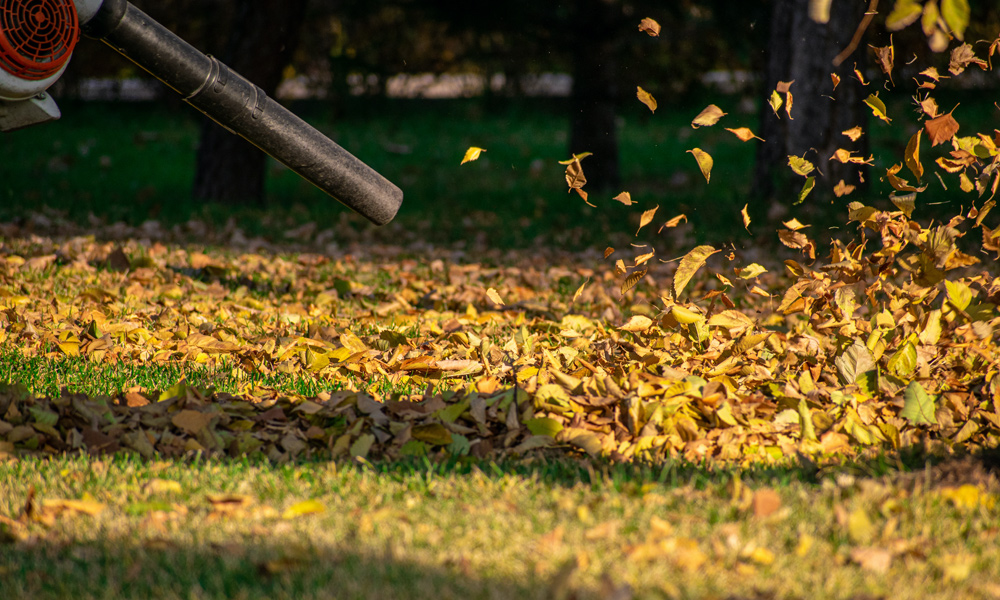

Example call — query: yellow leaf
[460,146,485,164]
[637,205,659,235]
[636,86,657,113]
[486,287,505,306]
[905,130,923,181]
[662,214,688,229]
[691,104,727,128]
[143,478,183,495]
[282,499,326,519]
[864,93,892,123]
[673,245,718,298]
[621,267,648,295]
[768,90,783,116]
[842,126,863,141]
[613,191,634,205]
[782,218,809,230]
[741,204,751,231]
[572,278,589,303]
[619,315,653,332]
[725,127,764,142]
[670,305,704,324]
[687,148,713,183]
[787,155,815,176]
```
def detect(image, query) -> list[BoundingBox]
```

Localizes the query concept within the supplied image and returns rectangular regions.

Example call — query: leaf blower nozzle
[0,0,403,226]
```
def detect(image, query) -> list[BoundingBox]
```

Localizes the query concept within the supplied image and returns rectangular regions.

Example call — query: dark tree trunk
[753,0,870,214]
[192,0,307,207]
[568,0,624,193]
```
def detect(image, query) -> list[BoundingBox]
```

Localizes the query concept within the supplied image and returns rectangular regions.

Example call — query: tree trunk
[192,0,307,207]
[753,0,870,215]
[568,0,623,193]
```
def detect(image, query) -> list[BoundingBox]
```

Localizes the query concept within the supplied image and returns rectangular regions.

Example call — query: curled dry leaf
[638,17,661,36]
[741,204,751,232]
[621,267,648,296]
[687,148,713,183]
[636,86,657,113]
[660,214,688,230]
[842,126,863,141]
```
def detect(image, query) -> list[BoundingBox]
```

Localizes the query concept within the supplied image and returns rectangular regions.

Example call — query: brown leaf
[638,17,661,36]
[752,489,782,518]
[621,267,647,296]
[171,410,214,435]
[604,247,615,259]
[869,42,895,83]
[925,112,960,146]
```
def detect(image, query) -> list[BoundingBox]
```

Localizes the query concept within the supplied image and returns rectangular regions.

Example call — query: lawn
[2,76,1000,598]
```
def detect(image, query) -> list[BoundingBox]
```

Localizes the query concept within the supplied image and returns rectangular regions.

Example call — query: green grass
[1,453,998,599]
[0,345,338,398]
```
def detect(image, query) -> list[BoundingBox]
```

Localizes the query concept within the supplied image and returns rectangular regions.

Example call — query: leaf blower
[0,0,402,225]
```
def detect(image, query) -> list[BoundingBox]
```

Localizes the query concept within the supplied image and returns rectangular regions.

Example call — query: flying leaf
[613,191,634,206]
[842,126,863,141]
[768,90,783,116]
[486,287,505,306]
[687,148,713,183]
[673,245,718,298]
[638,17,661,36]
[461,147,485,165]
[795,177,816,205]
[870,42,895,83]
[904,130,923,181]
[604,247,615,259]
[834,180,856,196]
[621,267,648,295]
[660,214,688,231]
[738,263,767,279]
[636,205,659,235]
[809,0,832,23]
[565,157,587,190]
[691,104,727,128]
[783,218,809,230]
[901,380,937,424]
[635,251,655,266]
[941,0,970,40]
[572,278,589,303]
[886,0,923,30]
[831,73,841,89]
[726,127,764,142]
[925,112,960,146]
[637,86,657,113]
[787,155,815,177]
[864,93,892,123]
[741,204,751,231]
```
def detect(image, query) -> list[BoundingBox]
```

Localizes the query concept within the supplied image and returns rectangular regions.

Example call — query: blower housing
[0,0,402,226]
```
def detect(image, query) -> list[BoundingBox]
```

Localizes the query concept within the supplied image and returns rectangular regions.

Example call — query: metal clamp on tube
[82,0,403,226]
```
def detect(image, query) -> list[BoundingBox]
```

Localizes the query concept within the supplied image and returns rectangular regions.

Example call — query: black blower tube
[82,0,402,226]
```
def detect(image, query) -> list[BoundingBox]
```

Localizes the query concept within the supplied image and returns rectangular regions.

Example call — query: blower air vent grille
[0,0,78,81]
